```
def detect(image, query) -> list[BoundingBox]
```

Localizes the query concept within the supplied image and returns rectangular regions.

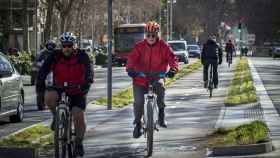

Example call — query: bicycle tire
[68,115,76,158]
[208,64,213,98]
[55,108,68,158]
[146,101,154,156]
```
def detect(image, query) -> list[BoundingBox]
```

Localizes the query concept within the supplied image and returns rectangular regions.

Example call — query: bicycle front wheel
[55,108,68,158]
[146,101,154,156]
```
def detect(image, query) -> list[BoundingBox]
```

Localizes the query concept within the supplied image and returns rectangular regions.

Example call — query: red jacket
[126,39,178,87]
[36,49,94,95]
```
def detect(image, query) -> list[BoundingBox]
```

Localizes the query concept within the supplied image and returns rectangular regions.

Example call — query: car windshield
[0,55,13,73]
[188,45,199,50]
[169,43,186,51]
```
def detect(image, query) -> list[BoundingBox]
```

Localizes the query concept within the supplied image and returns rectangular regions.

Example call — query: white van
[167,40,189,64]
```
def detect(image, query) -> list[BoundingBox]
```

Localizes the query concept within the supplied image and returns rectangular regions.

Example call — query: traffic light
[238,22,242,33]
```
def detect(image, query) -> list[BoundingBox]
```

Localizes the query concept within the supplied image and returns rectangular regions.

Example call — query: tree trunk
[44,0,55,43]
[23,0,29,52]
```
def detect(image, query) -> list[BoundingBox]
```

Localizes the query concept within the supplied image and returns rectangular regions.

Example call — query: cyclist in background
[35,40,56,111]
[201,35,223,89]
[126,21,179,138]
[225,39,235,63]
[36,32,94,157]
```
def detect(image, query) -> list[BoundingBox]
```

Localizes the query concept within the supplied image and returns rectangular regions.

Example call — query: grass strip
[0,125,53,152]
[208,120,269,147]
[224,58,257,106]
[94,61,202,108]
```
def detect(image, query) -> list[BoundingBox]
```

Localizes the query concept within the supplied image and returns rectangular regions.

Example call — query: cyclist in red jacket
[36,32,93,157]
[126,21,179,138]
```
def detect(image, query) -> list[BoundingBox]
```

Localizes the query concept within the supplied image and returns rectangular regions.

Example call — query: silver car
[0,52,24,122]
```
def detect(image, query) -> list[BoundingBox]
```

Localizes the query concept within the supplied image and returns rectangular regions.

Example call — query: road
[0,59,197,138]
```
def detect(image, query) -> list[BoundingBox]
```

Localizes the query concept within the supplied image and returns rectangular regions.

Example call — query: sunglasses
[62,44,73,48]
[146,34,157,38]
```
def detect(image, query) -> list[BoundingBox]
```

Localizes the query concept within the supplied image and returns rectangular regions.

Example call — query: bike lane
[40,58,236,158]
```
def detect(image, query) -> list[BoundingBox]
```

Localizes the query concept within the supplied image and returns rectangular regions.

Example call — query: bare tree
[54,0,74,33]
[43,0,55,42]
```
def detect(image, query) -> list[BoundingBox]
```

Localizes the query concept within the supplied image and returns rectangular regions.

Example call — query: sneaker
[133,123,142,138]
[74,142,85,157]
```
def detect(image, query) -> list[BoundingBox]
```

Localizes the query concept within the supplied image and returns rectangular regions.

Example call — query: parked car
[167,40,189,64]
[0,52,24,122]
[187,44,201,58]
[272,46,280,58]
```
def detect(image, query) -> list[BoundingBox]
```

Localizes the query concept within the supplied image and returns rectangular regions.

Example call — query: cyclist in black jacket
[201,36,223,88]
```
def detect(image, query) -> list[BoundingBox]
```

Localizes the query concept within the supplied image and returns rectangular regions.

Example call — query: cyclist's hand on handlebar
[127,70,137,78]
[80,83,91,93]
[166,68,176,78]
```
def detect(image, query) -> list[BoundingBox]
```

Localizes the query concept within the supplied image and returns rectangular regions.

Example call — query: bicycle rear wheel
[208,64,213,98]
[55,108,68,158]
[146,101,154,156]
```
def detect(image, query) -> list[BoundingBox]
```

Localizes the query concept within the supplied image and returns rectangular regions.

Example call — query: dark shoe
[158,108,167,128]
[204,81,208,88]
[50,118,55,131]
[133,123,142,138]
[214,84,218,89]
[74,141,85,157]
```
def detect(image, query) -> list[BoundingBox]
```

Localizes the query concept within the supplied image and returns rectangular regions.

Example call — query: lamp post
[107,0,113,110]
[168,0,176,40]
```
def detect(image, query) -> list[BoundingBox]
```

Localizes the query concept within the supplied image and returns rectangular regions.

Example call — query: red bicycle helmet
[145,21,160,33]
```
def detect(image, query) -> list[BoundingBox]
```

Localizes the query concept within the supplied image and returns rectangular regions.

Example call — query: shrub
[8,52,32,75]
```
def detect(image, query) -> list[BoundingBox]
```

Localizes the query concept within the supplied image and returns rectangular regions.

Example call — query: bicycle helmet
[45,40,56,50]
[145,21,160,33]
[59,32,76,45]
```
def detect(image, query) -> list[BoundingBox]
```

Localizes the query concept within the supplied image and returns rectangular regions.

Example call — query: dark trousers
[226,52,233,62]
[203,63,218,86]
[133,82,165,124]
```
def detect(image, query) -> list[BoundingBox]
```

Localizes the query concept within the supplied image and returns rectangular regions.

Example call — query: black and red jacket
[36,49,94,95]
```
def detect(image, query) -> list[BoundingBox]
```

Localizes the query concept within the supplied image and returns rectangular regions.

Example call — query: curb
[0,147,38,158]
[207,141,273,157]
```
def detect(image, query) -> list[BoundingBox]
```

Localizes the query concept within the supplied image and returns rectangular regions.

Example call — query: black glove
[127,69,137,78]
[80,83,91,94]
[166,69,176,78]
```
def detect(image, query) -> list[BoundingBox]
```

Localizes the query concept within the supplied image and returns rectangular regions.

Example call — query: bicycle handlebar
[136,72,167,79]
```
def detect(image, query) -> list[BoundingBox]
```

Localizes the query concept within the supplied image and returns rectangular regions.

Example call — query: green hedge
[8,52,32,75]
[209,121,269,147]
[224,58,257,106]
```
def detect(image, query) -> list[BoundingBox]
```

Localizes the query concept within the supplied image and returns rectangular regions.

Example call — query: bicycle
[50,83,81,158]
[137,72,166,157]
[207,64,214,98]
[227,52,232,68]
